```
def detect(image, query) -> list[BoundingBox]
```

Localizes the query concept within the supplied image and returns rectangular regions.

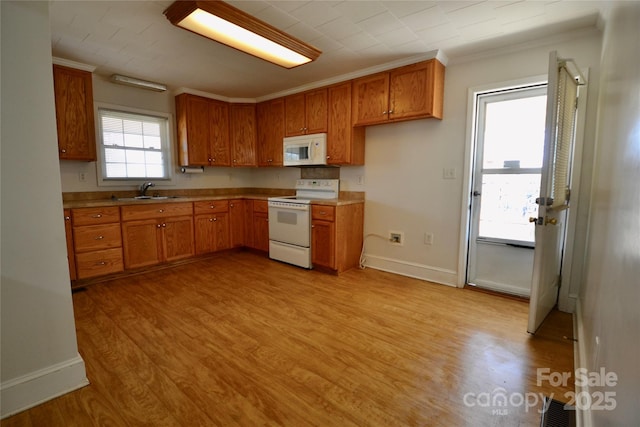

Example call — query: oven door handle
[268,202,310,211]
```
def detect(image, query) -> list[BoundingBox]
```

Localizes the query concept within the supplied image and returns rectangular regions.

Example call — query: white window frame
[95,102,176,187]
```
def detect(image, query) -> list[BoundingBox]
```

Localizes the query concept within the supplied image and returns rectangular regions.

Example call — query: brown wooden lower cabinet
[194,213,230,254]
[312,203,364,272]
[246,199,269,252]
[229,199,246,247]
[121,203,194,270]
[66,198,363,283]
[71,206,123,280]
[64,209,76,281]
[194,200,230,255]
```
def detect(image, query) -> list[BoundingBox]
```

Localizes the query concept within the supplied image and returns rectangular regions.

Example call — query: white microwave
[283,133,327,166]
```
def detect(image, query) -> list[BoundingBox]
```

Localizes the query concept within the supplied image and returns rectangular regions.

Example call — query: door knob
[529,217,540,224]
[545,217,558,225]
[472,191,481,197]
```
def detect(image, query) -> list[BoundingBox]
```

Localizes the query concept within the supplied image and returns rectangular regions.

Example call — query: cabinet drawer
[72,206,120,226]
[75,248,124,279]
[194,200,229,215]
[312,205,335,221]
[121,202,193,221]
[73,224,122,253]
[253,200,268,213]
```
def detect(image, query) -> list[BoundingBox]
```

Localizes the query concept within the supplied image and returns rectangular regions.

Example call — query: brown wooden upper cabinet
[230,103,257,167]
[326,82,365,165]
[257,97,285,166]
[53,65,96,161]
[284,88,328,136]
[175,93,230,167]
[352,59,445,126]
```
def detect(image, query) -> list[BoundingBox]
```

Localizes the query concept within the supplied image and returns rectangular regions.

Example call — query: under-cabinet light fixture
[163,0,321,69]
[110,74,167,92]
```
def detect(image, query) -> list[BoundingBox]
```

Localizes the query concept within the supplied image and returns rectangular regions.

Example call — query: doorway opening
[467,84,547,297]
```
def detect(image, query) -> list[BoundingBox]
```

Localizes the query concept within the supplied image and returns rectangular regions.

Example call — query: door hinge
[535,197,554,206]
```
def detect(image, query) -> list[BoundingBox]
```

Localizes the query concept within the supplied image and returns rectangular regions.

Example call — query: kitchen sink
[116,196,180,201]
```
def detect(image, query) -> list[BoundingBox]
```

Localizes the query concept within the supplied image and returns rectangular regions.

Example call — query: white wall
[577,3,640,425]
[341,29,603,287]
[0,1,88,417]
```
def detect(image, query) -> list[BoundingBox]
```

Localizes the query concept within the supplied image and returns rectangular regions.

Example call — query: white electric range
[267,179,339,268]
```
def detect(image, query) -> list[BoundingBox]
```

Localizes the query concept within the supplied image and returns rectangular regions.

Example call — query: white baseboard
[363,254,457,287]
[573,300,592,427]
[470,278,531,298]
[1,354,89,419]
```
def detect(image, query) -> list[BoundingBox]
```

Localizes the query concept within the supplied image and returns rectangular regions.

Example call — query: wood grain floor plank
[2,252,574,426]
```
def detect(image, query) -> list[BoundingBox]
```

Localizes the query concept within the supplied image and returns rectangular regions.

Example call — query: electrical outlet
[424,232,434,245]
[389,231,404,246]
[78,172,86,182]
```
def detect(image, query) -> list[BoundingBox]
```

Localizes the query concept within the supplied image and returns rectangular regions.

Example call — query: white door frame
[457,72,589,314]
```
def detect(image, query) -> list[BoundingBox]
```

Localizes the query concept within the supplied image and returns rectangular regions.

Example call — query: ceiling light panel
[164,0,321,69]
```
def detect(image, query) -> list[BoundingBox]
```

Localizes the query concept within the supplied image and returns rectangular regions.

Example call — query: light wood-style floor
[2,251,574,427]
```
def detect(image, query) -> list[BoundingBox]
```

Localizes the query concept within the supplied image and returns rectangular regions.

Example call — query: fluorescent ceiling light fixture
[164,0,321,69]
[110,74,167,92]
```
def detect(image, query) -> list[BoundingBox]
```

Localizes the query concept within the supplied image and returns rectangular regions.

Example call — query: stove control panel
[295,179,339,190]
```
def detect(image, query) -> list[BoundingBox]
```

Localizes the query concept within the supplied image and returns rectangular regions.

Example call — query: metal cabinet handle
[91,214,102,218]
[157,224,161,228]
[65,216,71,221]
[96,261,106,266]
[60,149,67,153]
[162,223,166,228]
[158,209,164,213]
[94,235,104,240]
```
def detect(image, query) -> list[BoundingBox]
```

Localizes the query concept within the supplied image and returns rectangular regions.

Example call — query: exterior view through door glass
[468,84,547,296]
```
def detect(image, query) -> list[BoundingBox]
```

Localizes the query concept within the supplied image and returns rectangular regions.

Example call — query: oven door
[268,202,310,247]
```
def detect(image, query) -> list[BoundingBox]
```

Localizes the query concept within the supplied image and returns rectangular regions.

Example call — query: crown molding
[256,49,443,102]
[52,57,96,72]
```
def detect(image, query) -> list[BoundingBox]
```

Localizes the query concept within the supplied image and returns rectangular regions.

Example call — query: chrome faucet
[140,182,155,197]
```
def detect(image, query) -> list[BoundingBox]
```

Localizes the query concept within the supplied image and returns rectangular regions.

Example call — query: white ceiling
[50,1,608,99]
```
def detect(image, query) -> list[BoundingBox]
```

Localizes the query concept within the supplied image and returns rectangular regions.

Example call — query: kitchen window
[97,107,172,182]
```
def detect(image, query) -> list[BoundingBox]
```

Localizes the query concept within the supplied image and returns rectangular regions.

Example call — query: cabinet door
[352,72,390,126]
[209,99,231,166]
[53,65,96,161]
[252,212,270,252]
[213,212,230,251]
[122,219,162,269]
[304,88,328,134]
[163,216,195,262]
[284,93,306,136]
[389,60,435,121]
[229,200,246,247]
[194,215,216,255]
[230,104,257,166]
[64,210,77,281]
[176,94,211,166]
[257,98,284,166]
[312,219,335,269]
[327,82,364,165]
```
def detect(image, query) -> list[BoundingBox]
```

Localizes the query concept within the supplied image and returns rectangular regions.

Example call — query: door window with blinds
[473,85,547,246]
[97,108,171,181]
